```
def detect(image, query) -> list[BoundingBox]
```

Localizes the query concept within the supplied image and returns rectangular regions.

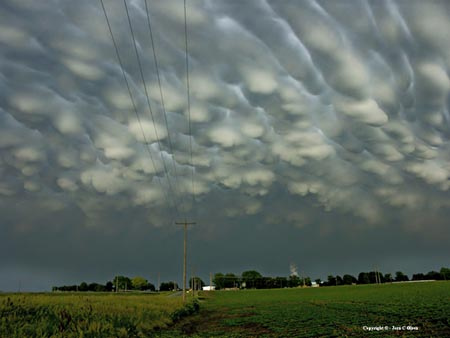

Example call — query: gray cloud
[0,0,449,290]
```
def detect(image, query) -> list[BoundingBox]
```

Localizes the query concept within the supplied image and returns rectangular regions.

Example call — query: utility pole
[157,272,160,292]
[193,266,196,297]
[191,266,194,298]
[210,272,212,290]
[176,220,196,302]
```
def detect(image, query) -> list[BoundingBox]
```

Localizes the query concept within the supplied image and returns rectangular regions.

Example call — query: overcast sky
[0,0,449,291]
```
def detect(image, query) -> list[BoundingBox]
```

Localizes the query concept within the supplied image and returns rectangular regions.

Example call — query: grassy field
[163,282,450,337]
[0,292,198,337]
[1,282,449,337]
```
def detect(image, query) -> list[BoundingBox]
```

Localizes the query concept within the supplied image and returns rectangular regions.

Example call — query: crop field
[1,282,449,337]
[0,292,198,337]
[164,282,450,337]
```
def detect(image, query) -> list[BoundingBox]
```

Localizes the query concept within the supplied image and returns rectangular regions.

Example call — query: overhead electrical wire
[99,0,180,219]
[122,0,185,218]
[184,0,196,213]
[144,0,188,217]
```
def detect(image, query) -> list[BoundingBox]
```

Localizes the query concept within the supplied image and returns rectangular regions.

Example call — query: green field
[0,292,198,337]
[1,282,449,337]
[164,282,450,337]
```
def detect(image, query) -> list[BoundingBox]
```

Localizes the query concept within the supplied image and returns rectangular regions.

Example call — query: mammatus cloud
[0,0,449,289]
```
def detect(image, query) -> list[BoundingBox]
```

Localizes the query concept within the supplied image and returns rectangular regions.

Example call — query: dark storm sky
[0,0,449,291]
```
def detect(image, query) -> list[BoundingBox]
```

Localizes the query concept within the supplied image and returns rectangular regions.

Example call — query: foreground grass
[0,292,198,337]
[163,282,450,337]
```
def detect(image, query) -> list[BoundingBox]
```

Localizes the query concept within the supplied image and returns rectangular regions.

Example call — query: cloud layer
[0,0,449,289]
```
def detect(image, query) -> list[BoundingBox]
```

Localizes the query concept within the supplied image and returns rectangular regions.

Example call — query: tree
[425,271,441,280]
[412,273,425,281]
[336,275,343,286]
[327,275,336,286]
[105,281,114,292]
[262,277,276,289]
[88,283,105,292]
[159,281,178,291]
[358,272,370,284]
[440,267,450,280]
[189,277,205,290]
[242,270,262,289]
[113,276,132,291]
[343,274,357,285]
[288,275,301,288]
[384,273,393,283]
[303,277,312,287]
[395,271,409,282]
[275,277,288,288]
[131,276,148,291]
[146,283,156,291]
[224,273,239,288]
[213,273,225,290]
[79,282,88,291]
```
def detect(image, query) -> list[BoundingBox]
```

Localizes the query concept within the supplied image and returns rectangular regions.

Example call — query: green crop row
[0,292,197,337]
[163,281,450,337]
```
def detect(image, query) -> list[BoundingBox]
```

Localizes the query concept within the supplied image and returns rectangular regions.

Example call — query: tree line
[52,275,178,292]
[52,267,449,292]
[212,267,450,290]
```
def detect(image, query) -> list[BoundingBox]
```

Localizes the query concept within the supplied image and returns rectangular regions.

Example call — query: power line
[144,0,187,216]
[123,0,183,217]
[184,0,196,213]
[99,0,178,218]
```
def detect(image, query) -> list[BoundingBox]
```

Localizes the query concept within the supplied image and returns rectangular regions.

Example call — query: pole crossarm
[176,221,196,302]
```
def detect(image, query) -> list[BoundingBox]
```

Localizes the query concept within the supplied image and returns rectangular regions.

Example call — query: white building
[202,285,216,291]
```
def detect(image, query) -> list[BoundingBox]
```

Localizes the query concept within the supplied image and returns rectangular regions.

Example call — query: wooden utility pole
[176,220,196,302]
[192,266,196,298]
[157,272,160,292]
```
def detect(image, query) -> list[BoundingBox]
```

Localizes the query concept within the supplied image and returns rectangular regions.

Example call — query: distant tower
[290,263,299,277]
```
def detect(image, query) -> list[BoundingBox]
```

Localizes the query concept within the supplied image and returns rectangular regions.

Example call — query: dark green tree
[440,267,450,280]
[343,274,357,285]
[189,277,205,290]
[159,281,178,291]
[395,271,409,282]
[275,277,287,288]
[327,275,336,286]
[105,281,114,292]
[425,271,441,280]
[113,276,132,291]
[384,273,393,283]
[242,270,262,288]
[79,282,88,291]
[213,273,225,290]
[131,276,148,290]
[358,272,370,284]
[146,283,156,291]
[288,275,301,287]
[412,273,425,281]
[224,273,239,288]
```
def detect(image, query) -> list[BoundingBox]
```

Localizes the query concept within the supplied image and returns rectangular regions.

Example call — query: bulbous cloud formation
[0,0,449,237]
